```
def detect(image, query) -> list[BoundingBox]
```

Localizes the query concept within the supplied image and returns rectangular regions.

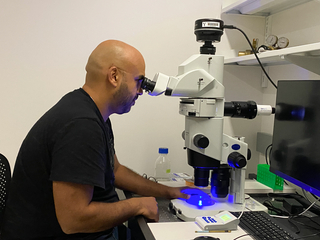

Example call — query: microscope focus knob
[228,152,247,168]
[193,134,209,149]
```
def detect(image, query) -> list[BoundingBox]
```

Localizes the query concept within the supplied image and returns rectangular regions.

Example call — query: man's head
[83,40,145,119]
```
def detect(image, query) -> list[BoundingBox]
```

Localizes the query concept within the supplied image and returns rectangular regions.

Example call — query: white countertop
[148,221,253,240]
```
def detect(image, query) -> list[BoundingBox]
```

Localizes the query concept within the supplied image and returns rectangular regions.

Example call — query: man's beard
[114,81,137,114]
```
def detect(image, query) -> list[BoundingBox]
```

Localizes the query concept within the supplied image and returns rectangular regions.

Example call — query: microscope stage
[170,196,268,221]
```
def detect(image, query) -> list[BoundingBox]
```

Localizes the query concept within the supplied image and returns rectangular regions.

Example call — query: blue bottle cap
[159,148,168,154]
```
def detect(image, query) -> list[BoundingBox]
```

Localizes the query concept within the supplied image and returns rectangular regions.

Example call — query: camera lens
[211,167,230,198]
[194,167,210,187]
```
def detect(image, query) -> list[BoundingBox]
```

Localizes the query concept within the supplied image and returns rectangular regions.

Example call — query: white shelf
[222,0,311,16]
[224,42,320,75]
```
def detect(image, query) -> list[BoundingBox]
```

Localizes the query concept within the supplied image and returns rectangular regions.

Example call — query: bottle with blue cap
[154,148,171,180]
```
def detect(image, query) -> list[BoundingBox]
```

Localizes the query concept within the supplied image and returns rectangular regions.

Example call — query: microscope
[141,19,273,220]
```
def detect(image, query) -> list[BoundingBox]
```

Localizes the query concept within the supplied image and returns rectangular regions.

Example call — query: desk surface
[123,182,319,240]
[139,196,320,240]
[148,221,253,240]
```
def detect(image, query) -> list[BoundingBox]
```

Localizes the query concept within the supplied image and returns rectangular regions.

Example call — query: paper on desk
[148,222,253,240]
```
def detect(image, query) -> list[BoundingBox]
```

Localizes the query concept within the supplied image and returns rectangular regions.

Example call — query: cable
[271,195,320,235]
[263,199,290,216]
[302,189,320,209]
[233,233,255,240]
[223,25,278,89]
[294,232,320,239]
[291,215,320,231]
[297,200,319,216]
[142,173,157,183]
[264,198,320,235]
[285,199,320,235]
[290,214,320,240]
[265,146,290,187]
[265,144,272,165]
[237,198,248,220]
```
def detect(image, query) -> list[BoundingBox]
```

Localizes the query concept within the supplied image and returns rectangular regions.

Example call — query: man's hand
[135,197,159,222]
[166,186,192,200]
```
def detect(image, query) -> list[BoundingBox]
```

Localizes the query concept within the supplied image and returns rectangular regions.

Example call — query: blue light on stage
[181,188,215,208]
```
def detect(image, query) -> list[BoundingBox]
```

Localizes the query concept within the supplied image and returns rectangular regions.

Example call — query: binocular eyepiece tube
[141,77,156,93]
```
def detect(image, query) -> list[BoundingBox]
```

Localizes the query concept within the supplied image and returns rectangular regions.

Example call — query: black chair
[0,154,11,225]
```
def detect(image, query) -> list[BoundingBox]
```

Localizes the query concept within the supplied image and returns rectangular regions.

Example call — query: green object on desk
[257,164,284,190]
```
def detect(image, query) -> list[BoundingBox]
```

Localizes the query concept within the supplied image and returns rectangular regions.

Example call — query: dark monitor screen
[270,80,320,197]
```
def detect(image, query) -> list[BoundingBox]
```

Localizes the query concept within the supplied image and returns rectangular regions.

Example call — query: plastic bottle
[154,148,171,180]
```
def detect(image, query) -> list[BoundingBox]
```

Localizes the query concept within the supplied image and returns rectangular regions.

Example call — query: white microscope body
[150,53,247,205]
[141,19,273,220]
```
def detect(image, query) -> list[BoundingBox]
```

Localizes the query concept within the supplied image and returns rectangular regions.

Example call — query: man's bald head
[82,40,145,119]
[85,40,145,85]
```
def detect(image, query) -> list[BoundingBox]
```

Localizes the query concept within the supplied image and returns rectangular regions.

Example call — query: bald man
[2,40,189,240]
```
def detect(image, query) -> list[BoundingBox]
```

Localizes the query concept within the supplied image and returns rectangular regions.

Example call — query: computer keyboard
[231,211,302,240]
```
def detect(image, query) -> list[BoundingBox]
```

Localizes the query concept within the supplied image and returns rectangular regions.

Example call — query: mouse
[194,236,220,240]
[181,188,214,207]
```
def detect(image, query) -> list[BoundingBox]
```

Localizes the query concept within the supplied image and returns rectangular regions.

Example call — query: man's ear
[108,66,120,87]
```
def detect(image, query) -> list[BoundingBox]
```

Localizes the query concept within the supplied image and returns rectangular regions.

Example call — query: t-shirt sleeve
[49,118,106,189]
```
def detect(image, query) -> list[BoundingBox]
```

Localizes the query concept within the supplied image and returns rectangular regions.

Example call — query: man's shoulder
[49,88,101,121]
[29,88,104,139]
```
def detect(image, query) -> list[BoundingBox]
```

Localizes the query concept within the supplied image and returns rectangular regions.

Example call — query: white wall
[0,0,228,176]
[4,0,317,180]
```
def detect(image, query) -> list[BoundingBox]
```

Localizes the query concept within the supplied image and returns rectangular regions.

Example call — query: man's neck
[82,85,111,121]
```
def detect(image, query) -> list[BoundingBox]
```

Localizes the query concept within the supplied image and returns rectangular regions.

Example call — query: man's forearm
[66,198,143,233]
[53,181,158,234]
[69,197,158,233]
[114,164,171,197]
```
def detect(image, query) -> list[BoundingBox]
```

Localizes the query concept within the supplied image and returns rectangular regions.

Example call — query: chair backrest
[0,154,11,222]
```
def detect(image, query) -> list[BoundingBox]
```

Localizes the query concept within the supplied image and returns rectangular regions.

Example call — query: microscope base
[170,196,268,221]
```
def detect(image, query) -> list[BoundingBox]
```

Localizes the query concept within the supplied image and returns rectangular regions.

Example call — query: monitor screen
[270,80,320,197]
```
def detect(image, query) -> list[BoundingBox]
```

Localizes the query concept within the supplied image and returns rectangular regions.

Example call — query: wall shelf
[222,0,311,16]
[224,42,320,75]
[222,0,320,76]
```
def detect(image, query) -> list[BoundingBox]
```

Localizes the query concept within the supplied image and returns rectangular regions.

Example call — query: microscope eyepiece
[140,77,156,93]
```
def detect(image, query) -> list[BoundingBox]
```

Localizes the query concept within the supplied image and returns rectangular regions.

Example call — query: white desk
[148,221,253,240]
[244,179,295,194]
[146,179,295,240]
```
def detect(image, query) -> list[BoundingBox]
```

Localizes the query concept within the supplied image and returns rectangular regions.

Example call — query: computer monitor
[270,80,320,197]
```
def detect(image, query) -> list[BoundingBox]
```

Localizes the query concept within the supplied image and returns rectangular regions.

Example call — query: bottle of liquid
[154,148,171,180]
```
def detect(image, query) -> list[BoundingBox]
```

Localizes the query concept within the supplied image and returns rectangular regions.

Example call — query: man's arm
[52,181,158,234]
[113,154,190,199]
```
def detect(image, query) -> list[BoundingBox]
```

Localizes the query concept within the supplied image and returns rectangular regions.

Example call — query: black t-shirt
[1,88,119,240]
